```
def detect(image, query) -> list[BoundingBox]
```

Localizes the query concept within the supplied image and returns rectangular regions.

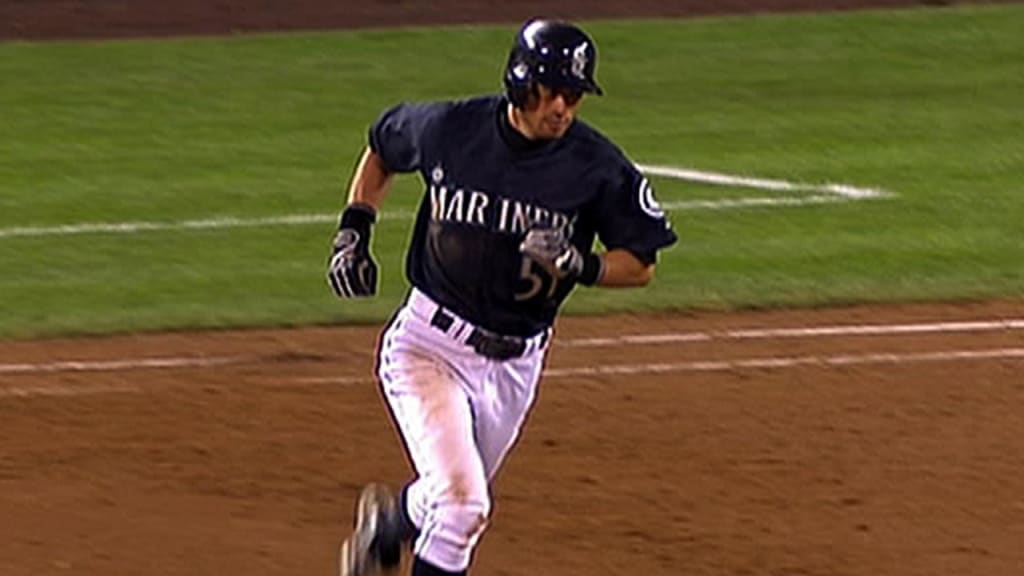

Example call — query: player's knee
[428,472,490,538]
[416,488,490,572]
[435,485,491,541]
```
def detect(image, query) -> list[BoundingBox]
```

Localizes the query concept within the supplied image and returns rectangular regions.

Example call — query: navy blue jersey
[369,95,676,337]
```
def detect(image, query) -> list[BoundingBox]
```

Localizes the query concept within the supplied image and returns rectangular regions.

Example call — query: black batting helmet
[504,19,603,108]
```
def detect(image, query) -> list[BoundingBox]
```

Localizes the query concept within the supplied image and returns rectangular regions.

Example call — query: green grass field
[1,4,1022,339]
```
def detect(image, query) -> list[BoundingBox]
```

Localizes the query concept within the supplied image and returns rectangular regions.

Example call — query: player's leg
[376,313,492,575]
[338,483,405,576]
[382,360,488,573]
[405,338,548,576]
[472,343,548,480]
[410,555,467,575]
[396,328,550,576]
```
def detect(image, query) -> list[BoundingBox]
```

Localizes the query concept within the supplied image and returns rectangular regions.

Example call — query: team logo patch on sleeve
[638,177,665,219]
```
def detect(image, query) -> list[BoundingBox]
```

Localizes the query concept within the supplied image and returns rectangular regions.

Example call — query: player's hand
[519,226,585,280]
[327,204,378,298]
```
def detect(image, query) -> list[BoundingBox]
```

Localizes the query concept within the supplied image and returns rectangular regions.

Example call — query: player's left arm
[590,160,677,287]
[593,249,654,287]
[518,229,658,287]
[519,156,675,289]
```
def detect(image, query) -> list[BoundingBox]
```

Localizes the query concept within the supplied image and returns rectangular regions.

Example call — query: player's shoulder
[446,94,503,115]
[389,94,499,119]
[568,120,623,156]
[377,98,446,124]
[437,95,503,135]
[565,119,637,176]
[378,94,499,132]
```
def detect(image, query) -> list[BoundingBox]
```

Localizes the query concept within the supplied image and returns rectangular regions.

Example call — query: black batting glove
[326,204,378,298]
[519,226,604,286]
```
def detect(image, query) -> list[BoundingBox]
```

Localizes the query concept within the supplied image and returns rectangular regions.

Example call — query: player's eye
[552,86,583,106]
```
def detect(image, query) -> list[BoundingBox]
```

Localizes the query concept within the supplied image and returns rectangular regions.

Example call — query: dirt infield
[3,300,1024,576]
[3,1,1024,575]
[2,301,1024,573]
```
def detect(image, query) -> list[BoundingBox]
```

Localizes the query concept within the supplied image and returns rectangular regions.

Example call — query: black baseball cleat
[339,483,405,576]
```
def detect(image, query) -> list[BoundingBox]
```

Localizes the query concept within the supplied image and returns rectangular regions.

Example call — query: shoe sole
[339,483,397,576]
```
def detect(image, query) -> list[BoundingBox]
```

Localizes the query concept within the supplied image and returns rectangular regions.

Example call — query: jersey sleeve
[368,102,445,173]
[593,160,678,265]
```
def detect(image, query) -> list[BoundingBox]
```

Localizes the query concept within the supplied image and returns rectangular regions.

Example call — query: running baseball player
[327,19,677,576]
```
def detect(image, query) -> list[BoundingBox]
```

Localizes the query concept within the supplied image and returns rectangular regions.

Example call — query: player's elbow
[618,264,655,287]
[599,251,656,287]
[635,264,656,286]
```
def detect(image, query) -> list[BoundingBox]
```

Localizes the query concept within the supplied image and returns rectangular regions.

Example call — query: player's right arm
[346,146,394,213]
[326,148,386,299]
[325,147,394,299]
[350,99,445,211]
[327,102,443,299]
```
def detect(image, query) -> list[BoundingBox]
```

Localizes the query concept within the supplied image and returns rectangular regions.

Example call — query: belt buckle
[469,330,526,361]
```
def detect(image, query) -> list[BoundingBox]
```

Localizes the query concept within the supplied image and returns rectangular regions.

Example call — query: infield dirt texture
[2,2,1023,576]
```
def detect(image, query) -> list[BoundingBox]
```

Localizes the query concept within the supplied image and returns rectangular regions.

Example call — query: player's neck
[501,102,550,152]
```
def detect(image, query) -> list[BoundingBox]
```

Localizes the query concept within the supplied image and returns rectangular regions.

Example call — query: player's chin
[543,120,571,139]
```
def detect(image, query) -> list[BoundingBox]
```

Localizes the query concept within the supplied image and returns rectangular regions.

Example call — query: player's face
[514,83,584,140]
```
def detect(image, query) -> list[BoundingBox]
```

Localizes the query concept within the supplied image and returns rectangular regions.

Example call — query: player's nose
[549,96,569,117]
[546,91,567,111]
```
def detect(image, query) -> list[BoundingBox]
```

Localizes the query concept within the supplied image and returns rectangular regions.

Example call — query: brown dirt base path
[0,0,1019,40]
[3,1,1024,575]
[2,300,1024,576]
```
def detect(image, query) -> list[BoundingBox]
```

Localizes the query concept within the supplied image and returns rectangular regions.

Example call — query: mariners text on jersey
[429,173,576,237]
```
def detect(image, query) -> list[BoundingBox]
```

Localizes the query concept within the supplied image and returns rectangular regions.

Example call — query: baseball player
[327,19,677,576]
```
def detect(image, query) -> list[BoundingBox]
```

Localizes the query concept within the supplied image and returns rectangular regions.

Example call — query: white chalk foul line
[0,213,338,239]
[3,317,1023,378]
[0,355,248,375]
[0,165,891,239]
[0,383,143,399]
[561,318,1024,348]
[295,347,1024,387]
[636,164,889,199]
[662,195,848,211]
[542,347,1024,379]
[3,346,1022,399]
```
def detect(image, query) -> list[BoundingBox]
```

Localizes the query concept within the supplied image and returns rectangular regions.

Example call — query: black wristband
[339,203,377,237]
[578,253,604,286]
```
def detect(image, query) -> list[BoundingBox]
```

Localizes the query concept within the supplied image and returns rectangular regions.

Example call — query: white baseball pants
[376,288,550,572]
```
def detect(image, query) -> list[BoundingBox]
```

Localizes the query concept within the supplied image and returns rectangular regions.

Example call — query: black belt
[430,308,533,361]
